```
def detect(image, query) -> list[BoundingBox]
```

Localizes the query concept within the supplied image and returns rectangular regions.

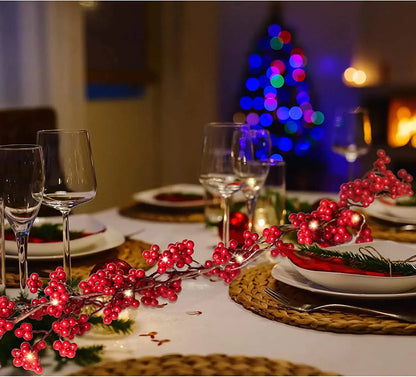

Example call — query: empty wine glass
[332,107,372,181]
[0,145,45,294]
[232,128,271,232]
[37,130,97,280]
[199,122,248,246]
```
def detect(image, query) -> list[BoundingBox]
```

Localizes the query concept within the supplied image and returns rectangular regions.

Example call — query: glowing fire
[388,99,416,147]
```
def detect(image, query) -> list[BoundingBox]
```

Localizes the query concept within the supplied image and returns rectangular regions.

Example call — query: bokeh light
[277,136,293,151]
[246,112,260,125]
[246,77,260,91]
[248,54,262,68]
[268,24,282,37]
[260,113,273,127]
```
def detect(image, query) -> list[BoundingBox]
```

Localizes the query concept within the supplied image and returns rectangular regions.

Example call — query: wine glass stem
[62,210,72,280]
[348,161,355,181]
[16,231,29,294]
[222,196,230,246]
[247,195,258,232]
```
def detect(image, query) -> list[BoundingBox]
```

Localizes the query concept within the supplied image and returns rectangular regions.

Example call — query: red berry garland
[0,149,413,374]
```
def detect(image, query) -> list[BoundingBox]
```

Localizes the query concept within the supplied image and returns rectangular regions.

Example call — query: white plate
[132,184,205,208]
[5,214,107,257]
[6,227,125,261]
[364,198,416,224]
[290,241,416,294]
[271,241,416,299]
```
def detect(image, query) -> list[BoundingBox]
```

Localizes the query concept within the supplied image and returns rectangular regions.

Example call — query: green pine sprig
[88,316,134,335]
[298,244,416,276]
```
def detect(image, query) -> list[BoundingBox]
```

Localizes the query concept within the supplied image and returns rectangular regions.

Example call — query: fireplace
[361,90,416,179]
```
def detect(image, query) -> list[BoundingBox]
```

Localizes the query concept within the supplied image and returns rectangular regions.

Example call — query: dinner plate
[364,198,416,224]
[6,227,125,261]
[132,183,205,208]
[271,241,416,299]
[5,214,108,258]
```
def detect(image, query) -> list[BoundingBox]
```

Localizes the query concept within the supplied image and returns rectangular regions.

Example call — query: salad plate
[132,184,205,208]
[271,241,416,299]
[5,214,111,258]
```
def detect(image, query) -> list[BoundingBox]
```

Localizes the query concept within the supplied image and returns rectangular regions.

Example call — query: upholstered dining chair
[0,107,57,216]
[0,107,56,144]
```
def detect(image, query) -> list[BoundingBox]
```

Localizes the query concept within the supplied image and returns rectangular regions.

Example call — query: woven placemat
[119,202,204,223]
[365,219,416,243]
[229,264,416,335]
[5,239,153,288]
[70,353,338,376]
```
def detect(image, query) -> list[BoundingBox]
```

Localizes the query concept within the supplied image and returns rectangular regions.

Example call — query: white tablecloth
[3,191,416,376]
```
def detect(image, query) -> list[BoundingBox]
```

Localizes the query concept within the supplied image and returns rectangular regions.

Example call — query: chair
[0,107,56,144]
[0,107,57,216]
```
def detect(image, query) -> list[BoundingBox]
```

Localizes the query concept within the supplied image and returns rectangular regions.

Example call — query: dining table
[2,190,416,376]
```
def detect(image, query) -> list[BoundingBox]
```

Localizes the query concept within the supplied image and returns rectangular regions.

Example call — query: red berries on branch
[0,149,413,374]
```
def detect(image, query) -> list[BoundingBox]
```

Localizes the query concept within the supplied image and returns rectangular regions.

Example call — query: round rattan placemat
[229,264,416,335]
[70,353,338,376]
[119,202,204,223]
[5,239,153,288]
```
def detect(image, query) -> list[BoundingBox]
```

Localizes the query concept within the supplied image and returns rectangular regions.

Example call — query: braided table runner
[229,264,416,335]
[5,239,153,288]
[71,353,338,376]
[119,202,204,223]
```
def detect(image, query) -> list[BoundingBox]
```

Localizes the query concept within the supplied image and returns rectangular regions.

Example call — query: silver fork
[264,287,416,323]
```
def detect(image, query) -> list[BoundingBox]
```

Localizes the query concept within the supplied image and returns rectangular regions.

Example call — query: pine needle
[298,244,416,276]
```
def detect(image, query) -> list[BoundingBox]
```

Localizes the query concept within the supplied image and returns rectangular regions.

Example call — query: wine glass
[0,145,45,294]
[232,128,271,232]
[199,122,248,246]
[332,107,372,181]
[36,130,97,280]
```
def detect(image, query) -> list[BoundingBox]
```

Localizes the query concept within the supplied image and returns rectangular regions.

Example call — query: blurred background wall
[1,1,416,212]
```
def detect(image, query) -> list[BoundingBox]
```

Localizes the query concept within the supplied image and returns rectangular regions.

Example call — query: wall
[83,93,159,212]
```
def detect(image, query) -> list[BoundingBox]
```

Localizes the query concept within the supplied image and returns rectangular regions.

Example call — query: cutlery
[264,287,416,323]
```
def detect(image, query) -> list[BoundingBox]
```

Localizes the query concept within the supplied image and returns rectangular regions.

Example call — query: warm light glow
[352,70,367,85]
[25,352,35,362]
[308,220,319,230]
[343,67,367,87]
[388,100,416,147]
[124,290,133,297]
[343,67,356,82]
[51,299,59,306]
[235,255,244,264]
[351,213,361,224]
[363,112,372,145]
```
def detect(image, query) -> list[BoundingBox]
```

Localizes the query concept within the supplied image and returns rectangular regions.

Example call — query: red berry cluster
[143,239,195,273]
[79,262,130,295]
[43,267,70,318]
[204,240,241,283]
[0,297,15,337]
[286,150,413,247]
[52,339,77,358]
[138,280,182,306]
[12,341,45,374]
[26,273,43,293]
[14,323,33,341]
[339,150,413,207]
[52,314,91,339]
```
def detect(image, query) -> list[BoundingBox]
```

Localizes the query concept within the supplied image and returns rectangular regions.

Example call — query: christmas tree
[233,20,324,162]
